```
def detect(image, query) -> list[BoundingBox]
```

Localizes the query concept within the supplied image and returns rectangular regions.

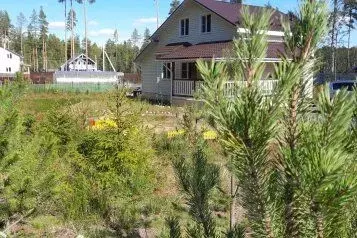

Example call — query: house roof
[193,0,288,31]
[60,53,96,68]
[0,47,23,58]
[156,41,286,60]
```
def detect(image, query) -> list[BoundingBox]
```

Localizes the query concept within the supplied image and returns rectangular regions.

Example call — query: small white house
[0,47,22,74]
[59,54,97,71]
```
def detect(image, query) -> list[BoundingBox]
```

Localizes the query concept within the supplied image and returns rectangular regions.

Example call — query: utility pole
[155,0,159,29]
[102,44,105,71]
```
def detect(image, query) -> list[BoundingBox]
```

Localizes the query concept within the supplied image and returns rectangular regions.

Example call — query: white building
[59,54,97,71]
[0,47,22,74]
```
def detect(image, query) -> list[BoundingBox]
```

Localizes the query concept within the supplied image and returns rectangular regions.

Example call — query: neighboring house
[59,54,97,71]
[0,47,23,74]
[135,0,292,104]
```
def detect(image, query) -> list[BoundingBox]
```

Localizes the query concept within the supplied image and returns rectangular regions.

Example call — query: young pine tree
[197,0,357,237]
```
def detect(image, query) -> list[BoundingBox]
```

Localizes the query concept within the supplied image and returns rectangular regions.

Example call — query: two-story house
[135,0,291,104]
[0,47,23,75]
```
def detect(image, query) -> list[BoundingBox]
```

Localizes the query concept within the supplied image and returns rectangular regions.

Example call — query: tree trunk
[84,0,88,70]
[331,0,338,79]
[71,0,74,59]
[64,0,68,68]
[347,8,352,72]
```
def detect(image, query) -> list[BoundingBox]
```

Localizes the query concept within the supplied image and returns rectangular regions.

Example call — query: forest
[0,5,146,73]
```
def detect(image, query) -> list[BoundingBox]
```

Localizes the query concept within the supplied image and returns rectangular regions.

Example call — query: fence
[54,71,123,83]
[29,82,118,93]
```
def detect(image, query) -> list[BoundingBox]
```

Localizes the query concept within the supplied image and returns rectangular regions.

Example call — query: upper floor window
[7,53,12,59]
[180,18,189,36]
[201,14,211,33]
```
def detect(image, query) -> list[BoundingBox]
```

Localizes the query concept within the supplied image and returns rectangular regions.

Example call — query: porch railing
[173,79,279,97]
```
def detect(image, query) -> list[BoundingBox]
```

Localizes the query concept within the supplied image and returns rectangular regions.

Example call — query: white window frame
[181,62,189,79]
[180,18,189,36]
[162,62,172,80]
[201,14,212,33]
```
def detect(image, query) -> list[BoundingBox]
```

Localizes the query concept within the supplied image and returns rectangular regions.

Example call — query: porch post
[171,61,175,103]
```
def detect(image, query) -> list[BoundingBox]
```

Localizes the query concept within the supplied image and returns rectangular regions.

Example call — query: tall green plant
[196,0,357,237]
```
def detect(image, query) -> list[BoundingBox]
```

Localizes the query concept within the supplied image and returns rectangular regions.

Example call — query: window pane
[189,62,196,79]
[167,63,171,79]
[202,16,206,32]
[181,19,185,35]
[163,64,166,78]
[207,15,211,32]
[182,63,188,78]
[185,18,189,35]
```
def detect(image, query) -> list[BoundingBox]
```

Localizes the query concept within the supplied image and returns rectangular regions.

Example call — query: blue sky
[2,0,357,46]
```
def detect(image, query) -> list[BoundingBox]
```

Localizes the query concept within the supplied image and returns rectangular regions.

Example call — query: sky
[2,0,357,46]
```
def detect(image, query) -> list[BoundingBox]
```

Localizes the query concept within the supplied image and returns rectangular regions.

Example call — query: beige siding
[158,0,236,46]
[139,45,171,101]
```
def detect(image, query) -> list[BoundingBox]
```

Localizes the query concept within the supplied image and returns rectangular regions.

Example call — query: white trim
[237,28,285,36]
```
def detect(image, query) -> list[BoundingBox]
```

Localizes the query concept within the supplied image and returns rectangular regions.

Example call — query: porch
[163,61,278,98]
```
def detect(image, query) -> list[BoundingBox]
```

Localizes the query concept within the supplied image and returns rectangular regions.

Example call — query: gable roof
[60,53,96,68]
[135,0,290,63]
[0,47,23,58]
[193,0,288,31]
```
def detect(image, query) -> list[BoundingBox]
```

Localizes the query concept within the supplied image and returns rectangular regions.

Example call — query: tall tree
[0,11,11,48]
[58,0,68,65]
[141,28,151,49]
[69,0,75,59]
[16,13,27,56]
[28,9,39,71]
[76,0,96,70]
[39,6,49,71]
[66,8,78,58]
[169,0,181,15]
[131,28,140,46]
[343,0,357,70]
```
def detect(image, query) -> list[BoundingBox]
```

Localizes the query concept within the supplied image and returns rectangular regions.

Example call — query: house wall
[0,48,21,74]
[138,0,237,102]
[136,0,285,103]
[139,45,172,102]
[158,0,236,46]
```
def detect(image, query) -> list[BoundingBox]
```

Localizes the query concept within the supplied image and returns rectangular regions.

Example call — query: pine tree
[169,0,181,15]
[16,13,27,56]
[141,28,151,50]
[28,9,39,71]
[131,28,140,46]
[39,6,49,71]
[196,0,357,237]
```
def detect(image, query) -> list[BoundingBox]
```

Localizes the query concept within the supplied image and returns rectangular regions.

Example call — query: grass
[13,90,231,237]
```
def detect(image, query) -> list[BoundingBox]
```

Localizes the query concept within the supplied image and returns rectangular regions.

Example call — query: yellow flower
[203,130,217,140]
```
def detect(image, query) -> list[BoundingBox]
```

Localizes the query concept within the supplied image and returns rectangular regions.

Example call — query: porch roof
[156,41,286,61]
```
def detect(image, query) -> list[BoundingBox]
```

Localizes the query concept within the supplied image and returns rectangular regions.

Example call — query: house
[134,0,291,105]
[59,54,97,71]
[0,47,23,75]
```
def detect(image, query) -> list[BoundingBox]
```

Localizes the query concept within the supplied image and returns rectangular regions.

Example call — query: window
[162,62,171,79]
[180,18,189,36]
[8,67,11,72]
[5,68,8,72]
[181,62,197,79]
[182,62,189,79]
[201,14,211,33]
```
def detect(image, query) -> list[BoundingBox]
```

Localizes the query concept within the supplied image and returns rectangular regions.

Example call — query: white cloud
[133,17,159,25]
[88,20,99,26]
[49,21,65,29]
[89,28,115,37]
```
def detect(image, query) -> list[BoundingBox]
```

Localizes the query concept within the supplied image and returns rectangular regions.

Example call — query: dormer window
[180,18,189,36]
[201,14,211,33]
